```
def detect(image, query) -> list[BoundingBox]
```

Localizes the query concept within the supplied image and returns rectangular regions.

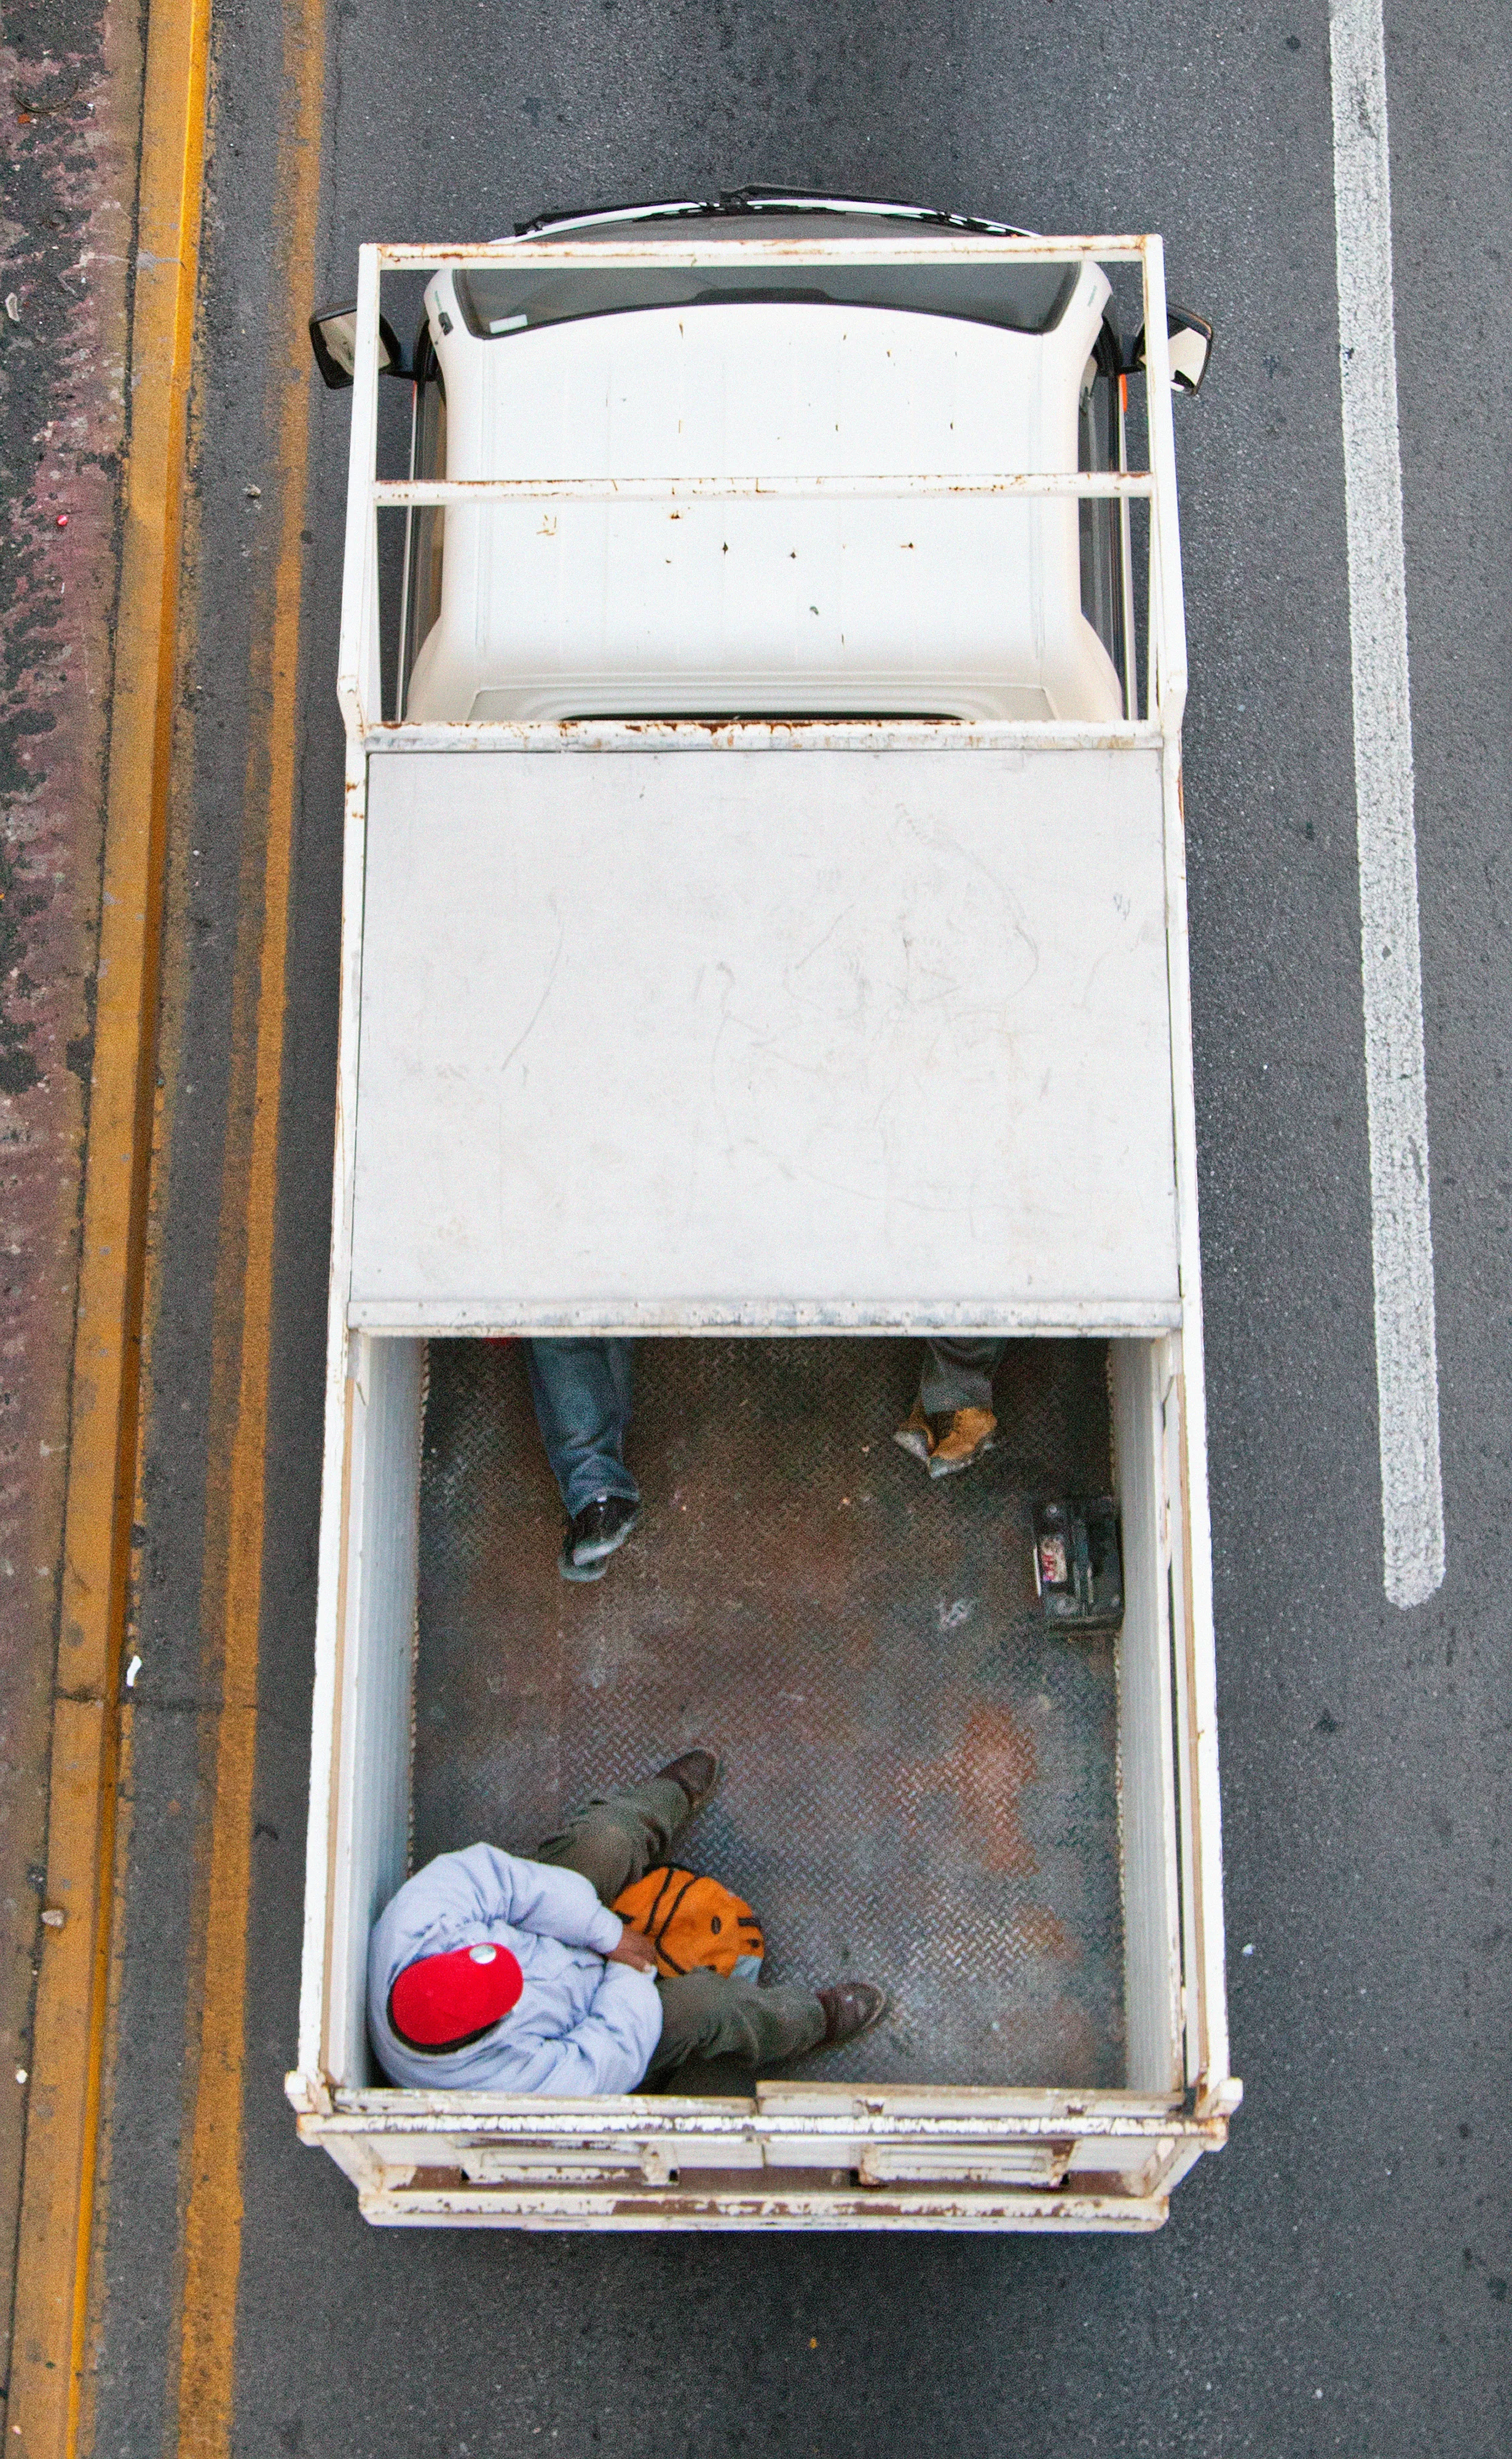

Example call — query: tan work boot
[892,1400,998,1480]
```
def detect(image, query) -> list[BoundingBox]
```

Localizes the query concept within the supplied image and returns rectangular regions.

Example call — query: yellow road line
[73,130,216,2459]
[6,1,213,2452]
[172,5,327,2452]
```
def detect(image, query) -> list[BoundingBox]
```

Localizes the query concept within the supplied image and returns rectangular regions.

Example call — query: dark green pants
[536,1777,825,2085]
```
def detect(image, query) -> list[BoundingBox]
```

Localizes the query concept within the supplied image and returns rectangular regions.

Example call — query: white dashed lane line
[1329,0,1445,1608]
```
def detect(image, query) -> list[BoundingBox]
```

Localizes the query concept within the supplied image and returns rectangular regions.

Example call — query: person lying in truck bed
[368,1750,888,2094]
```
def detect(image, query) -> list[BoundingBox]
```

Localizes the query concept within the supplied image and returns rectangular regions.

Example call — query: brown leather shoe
[655,1749,723,1818]
[816,1980,890,2047]
[893,1402,998,1480]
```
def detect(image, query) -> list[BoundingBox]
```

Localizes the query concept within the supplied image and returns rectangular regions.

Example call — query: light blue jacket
[368,1844,663,2095]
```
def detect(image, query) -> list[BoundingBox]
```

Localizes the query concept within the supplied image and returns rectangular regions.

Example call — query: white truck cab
[294,193,1237,2231]
[404,203,1127,726]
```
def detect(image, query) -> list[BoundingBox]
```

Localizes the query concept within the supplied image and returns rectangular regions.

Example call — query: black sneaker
[559,1493,640,1582]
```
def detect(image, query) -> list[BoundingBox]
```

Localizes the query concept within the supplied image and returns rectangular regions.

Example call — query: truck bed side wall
[1112,1337,1184,2094]
[324,1332,423,2086]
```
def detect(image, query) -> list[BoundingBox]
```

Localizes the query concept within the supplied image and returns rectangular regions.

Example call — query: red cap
[389,1940,524,2048]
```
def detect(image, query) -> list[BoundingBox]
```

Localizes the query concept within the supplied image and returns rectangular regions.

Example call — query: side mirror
[308,302,408,390]
[1130,306,1213,397]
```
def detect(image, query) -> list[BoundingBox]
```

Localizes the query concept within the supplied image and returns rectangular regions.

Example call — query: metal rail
[360,716,1163,755]
[337,231,1187,746]
[374,234,1152,269]
[373,470,1154,505]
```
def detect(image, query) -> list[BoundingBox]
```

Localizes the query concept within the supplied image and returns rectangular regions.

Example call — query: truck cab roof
[407,245,1124,725]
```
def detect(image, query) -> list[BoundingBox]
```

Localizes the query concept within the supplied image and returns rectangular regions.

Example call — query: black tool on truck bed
[1033,1498,1125,1634]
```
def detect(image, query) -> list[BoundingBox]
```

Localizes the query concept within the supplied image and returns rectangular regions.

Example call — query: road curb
[6,1,214,2452]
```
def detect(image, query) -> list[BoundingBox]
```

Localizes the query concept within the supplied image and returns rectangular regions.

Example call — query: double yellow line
[176,2,325,2448]
[7,2,326,2451]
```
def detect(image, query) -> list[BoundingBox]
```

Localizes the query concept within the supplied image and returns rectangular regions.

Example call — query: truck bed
[412,1335,1125,2090]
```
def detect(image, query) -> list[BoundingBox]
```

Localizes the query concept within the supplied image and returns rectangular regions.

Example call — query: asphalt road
[82,4,1510,2454]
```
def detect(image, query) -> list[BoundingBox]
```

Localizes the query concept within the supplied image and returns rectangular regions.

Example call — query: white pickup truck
[293,191,1238,2231]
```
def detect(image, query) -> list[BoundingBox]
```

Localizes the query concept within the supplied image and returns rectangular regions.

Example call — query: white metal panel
[347,744,1179,1330]
[323,1333,423,2088]
[1155,733,1234,2109]
[1111,1338,1184,2094]
[299,2087,1232,2224]
[294,737,372,2101]
[354,2185,1170,2232]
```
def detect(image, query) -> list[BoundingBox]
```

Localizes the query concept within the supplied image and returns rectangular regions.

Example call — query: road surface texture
[11,2,1512,2455]
[0,0,139,2399]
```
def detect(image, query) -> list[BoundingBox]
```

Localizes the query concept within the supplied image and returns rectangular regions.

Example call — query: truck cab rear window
[455,259,1079,342]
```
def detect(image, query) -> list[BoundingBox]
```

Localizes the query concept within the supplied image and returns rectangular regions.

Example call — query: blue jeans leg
[526,1338,639,1519]
[918,1337,1006,1416]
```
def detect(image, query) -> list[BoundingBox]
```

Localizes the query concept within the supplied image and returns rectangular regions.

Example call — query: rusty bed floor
[412,1336,1125,2088]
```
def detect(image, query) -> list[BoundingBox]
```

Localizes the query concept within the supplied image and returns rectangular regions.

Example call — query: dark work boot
[559,1493,640,1582]
[816,1981,890,2047]
[654,1750,723,1819]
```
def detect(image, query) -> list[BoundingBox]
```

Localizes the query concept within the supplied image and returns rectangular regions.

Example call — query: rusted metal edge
[304,2106,1227,2146]
[361,719,1161,754]
[375,235,1152,269]
[356,2184,1171,2233]
[345,1300,1187,1335]
[372,472,1156,503]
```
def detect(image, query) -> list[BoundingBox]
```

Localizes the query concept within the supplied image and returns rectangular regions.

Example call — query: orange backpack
[612,1866,765,1981]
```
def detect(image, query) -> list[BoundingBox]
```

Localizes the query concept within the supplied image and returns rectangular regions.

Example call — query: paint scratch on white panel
[1329,0,1444,1608]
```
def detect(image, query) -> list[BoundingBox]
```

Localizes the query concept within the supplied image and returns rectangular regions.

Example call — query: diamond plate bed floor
[413,1337,1125,2088]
